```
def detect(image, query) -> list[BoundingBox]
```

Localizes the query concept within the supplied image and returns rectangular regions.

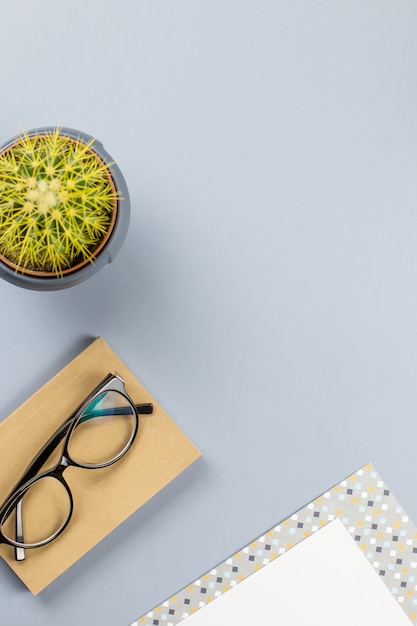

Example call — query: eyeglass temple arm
[135,403,153,414]
[79,403,153,422]
[11,402,153,561]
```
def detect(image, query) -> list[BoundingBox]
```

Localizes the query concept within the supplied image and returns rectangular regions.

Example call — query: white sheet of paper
[180,519,410,625]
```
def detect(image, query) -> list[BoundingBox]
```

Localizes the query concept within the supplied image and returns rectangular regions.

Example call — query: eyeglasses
[0,373,153,561]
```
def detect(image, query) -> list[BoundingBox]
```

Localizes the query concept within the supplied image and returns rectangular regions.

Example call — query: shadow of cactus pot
[0,127,130,291]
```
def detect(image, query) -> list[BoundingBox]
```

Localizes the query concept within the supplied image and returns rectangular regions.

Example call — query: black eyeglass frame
[0,373,153,561]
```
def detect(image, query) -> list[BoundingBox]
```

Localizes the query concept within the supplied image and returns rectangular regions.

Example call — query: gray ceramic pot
[0,127,130,291]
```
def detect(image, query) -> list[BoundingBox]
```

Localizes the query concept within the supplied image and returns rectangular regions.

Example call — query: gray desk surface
[1,1,416,624]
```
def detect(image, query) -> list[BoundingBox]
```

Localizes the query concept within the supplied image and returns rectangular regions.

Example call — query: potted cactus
[0,127,130,290]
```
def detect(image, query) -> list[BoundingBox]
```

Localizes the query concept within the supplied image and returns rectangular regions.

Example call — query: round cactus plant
[0,128,119,276]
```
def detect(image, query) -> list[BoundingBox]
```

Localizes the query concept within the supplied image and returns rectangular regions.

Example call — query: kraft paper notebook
[0,337,201,594]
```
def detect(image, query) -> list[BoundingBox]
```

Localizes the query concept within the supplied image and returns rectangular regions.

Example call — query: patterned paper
[132,463,417,626]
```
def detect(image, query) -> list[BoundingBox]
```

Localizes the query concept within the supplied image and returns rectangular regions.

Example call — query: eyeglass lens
[67,389,136,467]
[1,476,71,546]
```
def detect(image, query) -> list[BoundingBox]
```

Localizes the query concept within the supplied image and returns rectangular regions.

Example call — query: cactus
[0,129,118,276]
